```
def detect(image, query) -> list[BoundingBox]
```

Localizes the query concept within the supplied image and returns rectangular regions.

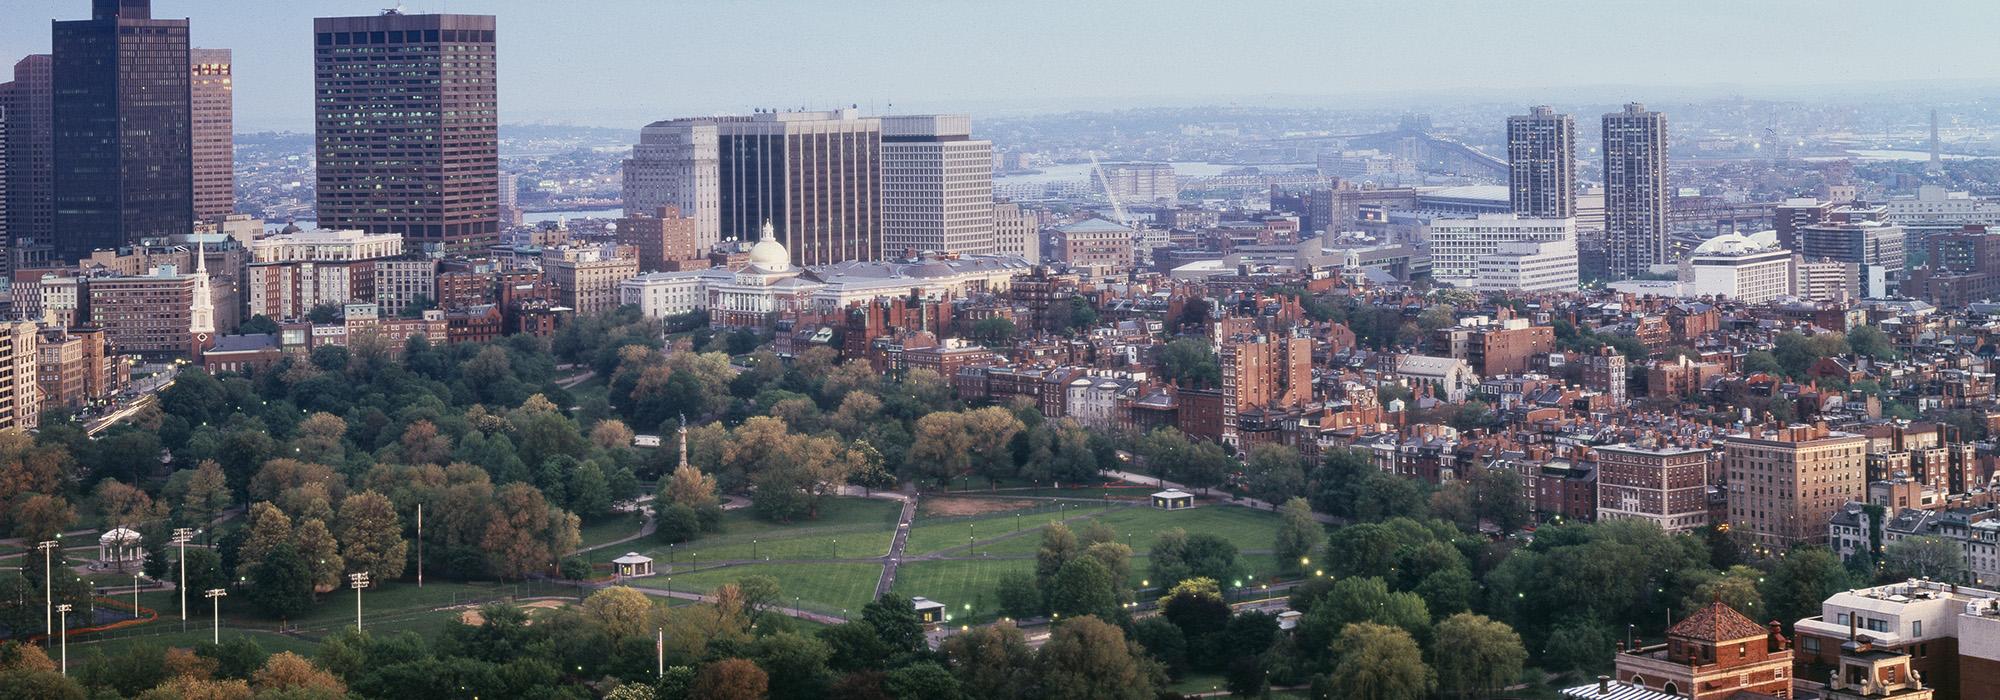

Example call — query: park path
[873,495,920,600]
[621,584,847,625]
[572,503,659,556]
[1101,469,1336,524]
[554,370,596,389]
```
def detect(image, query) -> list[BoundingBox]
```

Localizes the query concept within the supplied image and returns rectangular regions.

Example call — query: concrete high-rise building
[1798,220,1905,299]
[189,48,232,222]
[1217,329,1313,447]
[52,0,193,262]
[1725,423,1867,548]
[1602,103,1669,279]
[879,114,993,257]
[993,201,1039,264]
[89,268,198,359]
[543,244,638,316]
[0,321,39,432]
[623,121,719,252]
[1506,105,1575,218]
[3,56,54,251]
[314,12,499,250]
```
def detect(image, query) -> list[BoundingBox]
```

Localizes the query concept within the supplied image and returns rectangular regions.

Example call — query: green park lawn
[890,558,1033,624]
[576,512,647,552]
[587,496,902,566]
[902,500,1114,556]
[638,562,881,618]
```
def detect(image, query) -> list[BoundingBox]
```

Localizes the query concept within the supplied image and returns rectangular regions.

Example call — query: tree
[1432,614,1525,699]
[1033,617,1157,700]
[168,460,232,528]
[886,661,962,700]
[693,659,768,700]
[1035,523,1081,590]
[1763,547,1851,632]
[236,502,294,580]
[251,652,346,696]
[247,544,315,619]
[398,421,453,465]
[1329,623,1432,700]
[941,622,1036,700]
[1883,536,1969,583]
[335,491,407,580]
[1297,578,1430,654]
[294,518,345,593]
[754,631,833,700]
[1046,556,1120,620]
[1683,565,1765,621]
[1847,325,1896,360]
[1156,338,1220,389]
[1244,444,1306,507]
[481,483,568,579]
[1743,350,1782,375]
[1130,618,1188,678]
[994,572,1042,618]
[567,461,616,521]
[9,494,76,542]
[1274,497,1323,575]
[971,318,1017,346]
[860,595,927,656]
[583,586,658,640]
[656,504,701,544]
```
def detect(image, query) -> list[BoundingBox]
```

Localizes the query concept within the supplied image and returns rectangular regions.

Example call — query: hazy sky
[2,0,1995,132]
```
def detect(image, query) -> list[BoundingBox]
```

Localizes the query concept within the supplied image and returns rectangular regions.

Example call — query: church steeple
[189,238,216,357]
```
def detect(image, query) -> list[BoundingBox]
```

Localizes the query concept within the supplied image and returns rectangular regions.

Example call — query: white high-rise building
[623,121,721,254]
[1425,214,1575,282]
[880,115,993,257]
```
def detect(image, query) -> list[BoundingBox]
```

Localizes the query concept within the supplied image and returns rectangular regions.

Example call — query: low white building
[619,270,725,319]
[1473,239,1578,292]
[1425,214,1575,282]
[1394,355,1479,402]
[1680,230,1793,303]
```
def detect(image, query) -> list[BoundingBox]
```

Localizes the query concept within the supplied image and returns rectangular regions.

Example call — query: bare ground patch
[457,599,569,626]
[922,498,1036,518]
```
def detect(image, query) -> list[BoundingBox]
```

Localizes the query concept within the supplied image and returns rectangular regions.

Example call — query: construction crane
[1088,152,1133,227]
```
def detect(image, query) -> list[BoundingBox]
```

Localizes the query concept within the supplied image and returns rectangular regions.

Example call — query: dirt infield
[921,498,1036,518]
[457,599,568,626]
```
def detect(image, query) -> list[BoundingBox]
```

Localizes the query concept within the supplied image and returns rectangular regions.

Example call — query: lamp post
[54,604,71,676]
[37,539,59,636]
[171,528,193,622]
[205,589,228,644]
[133,573,142,620]
[349,572,371,630]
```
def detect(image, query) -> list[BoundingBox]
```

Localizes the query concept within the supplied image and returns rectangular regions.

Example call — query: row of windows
[317,30,494,46]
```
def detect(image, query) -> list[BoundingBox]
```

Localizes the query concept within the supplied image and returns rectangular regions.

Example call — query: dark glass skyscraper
[2,55,54,253]
[51,0,193,262]
[314,11,499,251]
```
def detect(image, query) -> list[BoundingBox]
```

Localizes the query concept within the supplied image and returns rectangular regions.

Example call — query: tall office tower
[879,114,993,257]
[993,201,1040,264]
[717,110,881,266]
[189,48,233,222]
[0,97,8,255]
[1602,103,1668,279]
[1506,105,1575,218]
[623,121,719,253]
[314,12,499,251]
[51,0,193,263]
[3,56,53,250]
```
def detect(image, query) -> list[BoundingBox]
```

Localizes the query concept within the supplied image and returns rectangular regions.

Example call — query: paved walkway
[873,491,921,599]
[619,584,848,625]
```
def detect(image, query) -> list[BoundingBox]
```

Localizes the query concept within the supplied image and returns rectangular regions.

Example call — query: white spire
[188,239,215,337]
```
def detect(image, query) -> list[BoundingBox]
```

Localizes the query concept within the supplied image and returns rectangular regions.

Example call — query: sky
[2,0,1996,132]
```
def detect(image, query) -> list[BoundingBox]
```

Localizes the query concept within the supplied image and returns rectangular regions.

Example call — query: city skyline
[5,0,2000,131]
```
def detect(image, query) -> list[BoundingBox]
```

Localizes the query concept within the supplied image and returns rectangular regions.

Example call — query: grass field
[642,562,882,618]
[577,512,647,552]
[891,558,1033,623]
[586,496,902,566]
[902,500,1114,556]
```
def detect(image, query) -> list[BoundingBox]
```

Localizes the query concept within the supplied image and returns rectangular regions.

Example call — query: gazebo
[612,552,655,578]
[1151,490,1195,510]
[97,527,144,571]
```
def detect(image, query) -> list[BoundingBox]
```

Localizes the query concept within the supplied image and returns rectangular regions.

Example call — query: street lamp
[349,572,371,630]
[171,528,194,622]
[54,604,71,676]
[205,589,228,644]
[37,539,59,636]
